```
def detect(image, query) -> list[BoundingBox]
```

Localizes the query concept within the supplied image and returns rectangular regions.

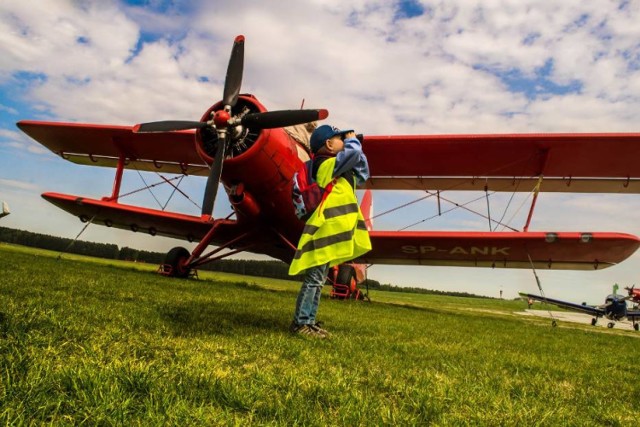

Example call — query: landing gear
[160,246,192,278]
[607,322,615,329]
[591,318,597,326]
[634,323,639,331]
[336,264,355,287]
[328,264,368,301]
[551,320,557,327]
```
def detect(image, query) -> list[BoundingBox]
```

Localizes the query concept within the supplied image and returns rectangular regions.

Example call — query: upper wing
[358,231,640,270]
[17,120,209,176]
[518,293,604,316]
[363,133,640,193]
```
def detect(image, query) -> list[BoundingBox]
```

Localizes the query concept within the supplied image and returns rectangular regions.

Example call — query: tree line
[0,226,297,280]
[0,226,491,298]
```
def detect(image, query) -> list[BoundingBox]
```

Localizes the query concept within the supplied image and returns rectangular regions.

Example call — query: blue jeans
[293,263,330,325]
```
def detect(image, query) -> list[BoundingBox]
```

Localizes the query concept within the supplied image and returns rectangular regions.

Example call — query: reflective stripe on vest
[289,158,372,275]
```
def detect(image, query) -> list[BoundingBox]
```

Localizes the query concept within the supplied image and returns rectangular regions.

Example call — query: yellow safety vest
[289,157,371,275]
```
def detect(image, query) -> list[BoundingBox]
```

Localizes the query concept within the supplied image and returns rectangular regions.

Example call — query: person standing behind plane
[288,125,371,338]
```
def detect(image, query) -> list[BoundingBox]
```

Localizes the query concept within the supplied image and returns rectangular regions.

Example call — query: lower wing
[41,193,292,262]
[42,193,640,271]
[626,310,640,321]
[360,231,640,270]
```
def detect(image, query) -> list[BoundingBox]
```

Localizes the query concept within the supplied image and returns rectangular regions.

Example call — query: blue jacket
[332,136,369,185]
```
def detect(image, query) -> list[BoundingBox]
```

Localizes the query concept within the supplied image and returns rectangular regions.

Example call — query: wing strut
[484,183,492,231]
[523,149,549,231]
[108,154,126,202]
[523,176,544,232]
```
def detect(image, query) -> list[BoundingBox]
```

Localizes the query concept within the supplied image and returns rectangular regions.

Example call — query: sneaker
[290,322,326,338]
[309,323,331,338]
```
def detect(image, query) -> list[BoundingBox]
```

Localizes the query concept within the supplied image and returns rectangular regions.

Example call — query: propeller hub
[214,110,231,128]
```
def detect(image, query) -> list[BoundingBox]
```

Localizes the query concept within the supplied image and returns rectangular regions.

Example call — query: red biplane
[15,35,640,279]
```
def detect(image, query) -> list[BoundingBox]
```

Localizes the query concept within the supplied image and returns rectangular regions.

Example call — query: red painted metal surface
[40,192,295,263]
[16,121,202,167]
[363,133,640,178]
[360,231,640,270]
[18,94,640,272]
[39,192,640,270]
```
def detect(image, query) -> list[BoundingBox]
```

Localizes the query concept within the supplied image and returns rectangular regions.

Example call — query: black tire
[164,247,191,278]
[634,323,639,331]
[336,264,355,285]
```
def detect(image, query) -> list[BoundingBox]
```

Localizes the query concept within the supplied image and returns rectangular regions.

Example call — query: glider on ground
[15,35,640,278]
[520,289,640,330]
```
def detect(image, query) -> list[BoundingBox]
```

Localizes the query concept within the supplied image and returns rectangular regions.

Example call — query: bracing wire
[118,166,205,211]
[494,177,523,231]
[527,253,558,326]
[56,212,99,261]
[136,170,164,209]
[501,186,539,231]
[372,151,546,231]
[399,190,520,232]
[60,167,206,260]
[484,182,492,231]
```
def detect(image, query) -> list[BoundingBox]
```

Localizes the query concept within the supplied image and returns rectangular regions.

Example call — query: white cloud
[1,0,640,301]
[0,177,39,191]
[0,1,138,77]
[0,128,51,155]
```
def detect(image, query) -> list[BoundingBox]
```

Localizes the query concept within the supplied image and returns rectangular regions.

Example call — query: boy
[288,124,371,338]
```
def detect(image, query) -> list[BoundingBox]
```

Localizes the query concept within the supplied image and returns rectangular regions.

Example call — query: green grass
[0,243,637,425]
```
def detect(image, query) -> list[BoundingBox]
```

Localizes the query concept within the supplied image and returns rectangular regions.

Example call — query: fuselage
[195,94,309,252]
[604,294,628,321]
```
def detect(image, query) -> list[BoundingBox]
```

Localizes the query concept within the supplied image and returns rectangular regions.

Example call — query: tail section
[0,201,9,219]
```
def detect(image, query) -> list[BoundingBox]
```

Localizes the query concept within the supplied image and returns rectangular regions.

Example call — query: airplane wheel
[336,264,356,285]
[607,322,614,329]
[591,318,597,326]
[634,323,639,331]
[551,320,557,327]
[164,247,191,278]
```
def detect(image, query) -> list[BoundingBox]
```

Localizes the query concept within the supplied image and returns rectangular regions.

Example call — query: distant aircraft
[14,35,640,279]
[625,286,640,306]
[520,287,640,330]
[0,201,9,219]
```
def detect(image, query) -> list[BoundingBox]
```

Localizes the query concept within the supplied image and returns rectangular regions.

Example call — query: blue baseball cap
[310,124,354,153]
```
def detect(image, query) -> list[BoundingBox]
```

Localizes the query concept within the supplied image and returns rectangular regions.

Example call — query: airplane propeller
[132,120,208,133]
[132,109,328,133]
[132,35,328,217]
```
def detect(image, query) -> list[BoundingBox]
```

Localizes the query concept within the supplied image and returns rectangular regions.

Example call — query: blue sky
[2,0,640,302]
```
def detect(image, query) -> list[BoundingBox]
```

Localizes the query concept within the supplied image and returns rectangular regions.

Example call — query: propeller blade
[201,140,226,216]
[222,35,245,108]
[133,120,207,133]
[241,109,329,130]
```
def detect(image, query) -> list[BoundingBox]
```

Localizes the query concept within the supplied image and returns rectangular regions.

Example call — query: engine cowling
[195,94,268,164]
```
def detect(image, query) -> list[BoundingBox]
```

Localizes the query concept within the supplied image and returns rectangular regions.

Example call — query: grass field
[1,243,638,425]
